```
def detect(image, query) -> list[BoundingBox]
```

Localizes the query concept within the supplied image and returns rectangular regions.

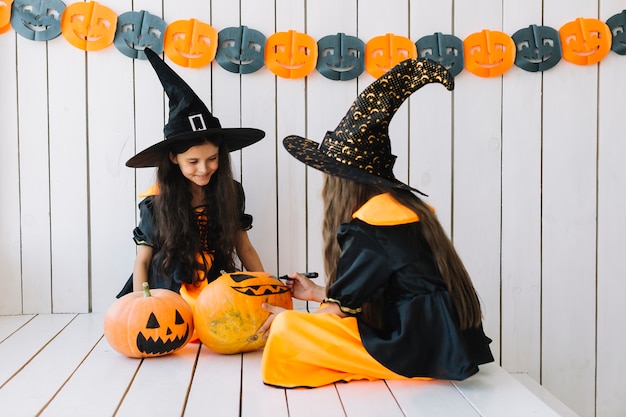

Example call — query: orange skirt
[261,309,426,388]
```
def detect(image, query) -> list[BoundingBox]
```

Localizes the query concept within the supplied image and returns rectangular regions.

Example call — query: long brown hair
[322,175,482,330]
[152,137,240,284]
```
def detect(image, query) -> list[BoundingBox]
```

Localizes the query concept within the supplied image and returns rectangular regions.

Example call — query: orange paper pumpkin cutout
[164,18,217,68]
[559,18,611,65]
[464,29,515,77]
[0,0,13,34]
[365,33,417,78]
[61,1,117,51]
[265,30,318,78]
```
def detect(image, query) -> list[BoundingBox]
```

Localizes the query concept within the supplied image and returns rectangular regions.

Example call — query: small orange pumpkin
[104,282,194,358]
[194,271,293,354]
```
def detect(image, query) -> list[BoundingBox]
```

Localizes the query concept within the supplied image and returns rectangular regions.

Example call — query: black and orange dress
[261,193,493,388]
[116,180,253,313]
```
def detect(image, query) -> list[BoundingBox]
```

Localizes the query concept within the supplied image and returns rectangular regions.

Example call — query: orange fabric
[261,308,429,388]
[352,193,419,225]
[138,183,160,198]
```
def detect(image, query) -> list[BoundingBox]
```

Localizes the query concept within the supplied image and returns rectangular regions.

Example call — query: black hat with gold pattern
[283,58,453,195]
[127,48,265,168]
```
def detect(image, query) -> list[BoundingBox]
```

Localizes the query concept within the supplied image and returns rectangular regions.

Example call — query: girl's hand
[283,272,325,302]
[256,302,286,340]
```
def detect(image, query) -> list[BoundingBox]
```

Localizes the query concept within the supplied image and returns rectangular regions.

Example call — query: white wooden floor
[0,314,579,417]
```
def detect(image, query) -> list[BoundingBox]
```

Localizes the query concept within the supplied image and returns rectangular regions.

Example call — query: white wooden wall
[1,1,625,416]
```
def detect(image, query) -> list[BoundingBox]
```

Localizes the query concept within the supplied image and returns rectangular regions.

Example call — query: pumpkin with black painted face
[104,283,194,358]
[194,272,293,354]
[512,25,561,72]
[10,0,65,41]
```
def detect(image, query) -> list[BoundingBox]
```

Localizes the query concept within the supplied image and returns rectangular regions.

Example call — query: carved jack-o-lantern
[464,29,516,77]
[216,25,266,74]
[559,17,611,65]
[164,18,217,68]
[316,32,365,81]
[194,272,293,354]
[10,0,65,41]
[0,0,13,34]
[365,33,417,78]
[512,25,562,72]
[265,30,318,79]
[104,283,194,358]
[61,1,117,51]
[114,10,166,59]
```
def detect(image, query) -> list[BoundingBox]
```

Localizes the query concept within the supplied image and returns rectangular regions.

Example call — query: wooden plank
[336,380,404,417]
[116,343,201,416]
[452,364,562,417]
[512,374,579,417]
[452,0,503,363]
[0,315,35,342]
[541,1,598,415]
[500,0,542,380]
[0,314,76,387]
[0,30,22,315]
[409,0,454,232]
[241,350,289,417]
[40,334,142,417]
[286,384,346,417]
[387,379,480,417]
[0,314,103,416]
[184,345,241,417]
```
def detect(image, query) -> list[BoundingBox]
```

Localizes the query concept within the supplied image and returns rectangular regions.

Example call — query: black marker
[279,272,318,281]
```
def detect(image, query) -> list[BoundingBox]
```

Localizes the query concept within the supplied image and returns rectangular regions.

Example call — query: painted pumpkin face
[365,33,417,78]
[265,30,318,78]
[559,17,611,65]
[512,24,562,72]
[164,18,217,68]
[316,32,365,81]
[464,29,515,77]
[104,284,194,358]
[114,10,166,59]
[10,0,65,41]
[415,32,464,76]
[216,25,266,74]
[194,272,293,354]
[0,0,13,34]
[61,1,117,51]
[606,11,626,55]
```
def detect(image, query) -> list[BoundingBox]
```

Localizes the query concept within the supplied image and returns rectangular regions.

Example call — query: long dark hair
[322,175,482,330]
[151,137,240,284]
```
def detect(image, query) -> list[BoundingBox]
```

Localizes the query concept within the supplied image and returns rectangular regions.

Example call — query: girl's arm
[132,245,153,292]
[236,230,264,272]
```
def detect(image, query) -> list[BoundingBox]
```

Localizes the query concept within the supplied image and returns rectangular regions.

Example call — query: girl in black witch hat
[258,58,493,388]
[117,49,266,315]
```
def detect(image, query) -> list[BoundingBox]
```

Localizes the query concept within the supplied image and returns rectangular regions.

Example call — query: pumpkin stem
[142,282,151,297]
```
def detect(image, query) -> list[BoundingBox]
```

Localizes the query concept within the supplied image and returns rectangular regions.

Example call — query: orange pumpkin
[104,282,194,358]
[194,271,293,354]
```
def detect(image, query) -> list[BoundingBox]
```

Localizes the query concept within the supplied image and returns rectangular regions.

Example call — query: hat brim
[126,128,265,168]
[283,135,425,195]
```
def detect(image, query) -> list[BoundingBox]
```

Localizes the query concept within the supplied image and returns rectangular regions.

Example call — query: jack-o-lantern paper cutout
[61,1,116,51]
[104,283,194,358]
[164,18,217,68]
[216,26,266,74]
[10,0,65,41]
[0,0,13,34]
[415,32,464,77]
[559,17,611,65]
[365,33,417,78]
[265,30,318,78]
[606,11,626,55]
[316,32,365,81]
[114,10,165,59]
[512,25,562,72]
[464,29,515,77]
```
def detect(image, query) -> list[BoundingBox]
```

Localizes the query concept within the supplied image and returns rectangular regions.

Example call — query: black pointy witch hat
[126,48,265,168]
[283,58,453,195]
